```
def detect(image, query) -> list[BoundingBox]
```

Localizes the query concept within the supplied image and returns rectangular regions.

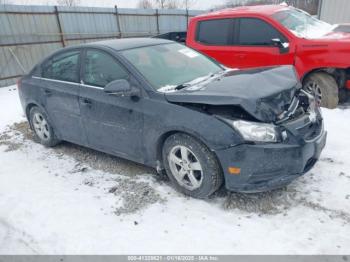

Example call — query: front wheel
[162,133,223,199]
[303,72,339,109]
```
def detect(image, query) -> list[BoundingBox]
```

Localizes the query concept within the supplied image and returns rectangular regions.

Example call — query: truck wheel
[303,72,339,109]
[29,106,60,147]
[162,133,223,199]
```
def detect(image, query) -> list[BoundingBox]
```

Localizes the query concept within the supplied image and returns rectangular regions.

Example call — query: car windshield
[121,43,223,92]
[272,9,334,39]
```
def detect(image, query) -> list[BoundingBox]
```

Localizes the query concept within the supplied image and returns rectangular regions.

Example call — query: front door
[38,49,86,145]
[79,48,144,161]
[231,17,292,68]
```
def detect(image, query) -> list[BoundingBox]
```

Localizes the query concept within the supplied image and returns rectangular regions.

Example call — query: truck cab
[186,5,350,108]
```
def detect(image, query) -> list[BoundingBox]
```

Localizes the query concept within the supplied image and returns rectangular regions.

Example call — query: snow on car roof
[82,38,173,51]
[198,4,290,18]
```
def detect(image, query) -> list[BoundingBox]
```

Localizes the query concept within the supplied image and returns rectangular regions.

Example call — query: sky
[12,0,224,10]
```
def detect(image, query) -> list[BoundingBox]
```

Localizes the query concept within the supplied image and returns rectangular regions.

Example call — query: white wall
[320,0,350,24]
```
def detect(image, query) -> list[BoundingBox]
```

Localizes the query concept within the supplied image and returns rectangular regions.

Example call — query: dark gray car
[18,38,327,198]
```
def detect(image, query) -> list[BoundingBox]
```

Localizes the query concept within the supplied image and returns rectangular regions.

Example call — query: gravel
[223,188,296,214]
[0,127,23,152]
[8,121,156,177]
[2,121,166,216]
[109,177,166,216]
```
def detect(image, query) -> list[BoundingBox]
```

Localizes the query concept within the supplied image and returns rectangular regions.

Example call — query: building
[319,0,350,23]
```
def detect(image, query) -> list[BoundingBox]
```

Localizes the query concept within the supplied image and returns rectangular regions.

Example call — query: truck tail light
[346,80,350,90]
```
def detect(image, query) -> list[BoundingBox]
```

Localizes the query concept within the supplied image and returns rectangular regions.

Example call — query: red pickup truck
[159,5,350,108]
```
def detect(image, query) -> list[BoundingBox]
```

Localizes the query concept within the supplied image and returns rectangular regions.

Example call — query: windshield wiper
[175,84,190,90]
[174,72,225,91]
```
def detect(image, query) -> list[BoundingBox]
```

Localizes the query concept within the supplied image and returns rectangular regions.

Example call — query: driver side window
[237,18,287,46]
[83,49,128,87]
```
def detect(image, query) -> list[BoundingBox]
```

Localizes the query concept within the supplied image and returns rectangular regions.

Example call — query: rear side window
[83,49,128,87]
[42,50,80,83]
[238,18,285,46]
[196,19,232,45]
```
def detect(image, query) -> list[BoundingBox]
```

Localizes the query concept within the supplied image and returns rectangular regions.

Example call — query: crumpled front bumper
[215,127,327,193]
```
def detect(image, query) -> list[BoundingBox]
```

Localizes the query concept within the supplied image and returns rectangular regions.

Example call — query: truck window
[196,19,232,46]
[238,18,285,46]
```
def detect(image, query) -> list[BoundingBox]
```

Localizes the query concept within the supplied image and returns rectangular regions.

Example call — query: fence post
[115,5,122,38]
[54,6,65,47]
[156,9,160,35]
[186,9,189,29]
[317,0,323,19]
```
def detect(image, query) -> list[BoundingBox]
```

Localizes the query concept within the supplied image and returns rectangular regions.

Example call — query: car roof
[198,4,290,18]
[77,37,173,51]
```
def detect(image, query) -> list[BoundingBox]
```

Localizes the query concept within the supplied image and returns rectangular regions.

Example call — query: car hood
[165,65,299,123]
[318,24,350,40]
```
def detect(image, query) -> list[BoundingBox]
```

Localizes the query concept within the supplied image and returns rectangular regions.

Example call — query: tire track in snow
[300,200,350,224]
[0,218,41,254]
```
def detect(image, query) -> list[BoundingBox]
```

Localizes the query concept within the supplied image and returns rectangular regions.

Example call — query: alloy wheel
[32,112,51,141]
[168,145,203,191]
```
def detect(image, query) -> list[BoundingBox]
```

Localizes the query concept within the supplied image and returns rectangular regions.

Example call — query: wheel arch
[155,130,223,174]
[25,102,57,135]
[302,67,346,88]
[25,102,43,130]
[25,103,38,120]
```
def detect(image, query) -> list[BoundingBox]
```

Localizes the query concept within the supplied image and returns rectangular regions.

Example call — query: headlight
[232,120,279,143]
[232,120,278,142]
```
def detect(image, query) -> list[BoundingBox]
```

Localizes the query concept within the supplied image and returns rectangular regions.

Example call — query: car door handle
[234,54,247,59]
[81,98,92,105]
[44,89,52,96]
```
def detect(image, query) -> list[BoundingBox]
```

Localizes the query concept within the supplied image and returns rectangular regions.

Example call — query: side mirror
[104,79,140,97]
[271,38,290,54]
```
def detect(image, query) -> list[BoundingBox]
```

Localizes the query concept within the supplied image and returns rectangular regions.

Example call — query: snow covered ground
[0,85,349,255]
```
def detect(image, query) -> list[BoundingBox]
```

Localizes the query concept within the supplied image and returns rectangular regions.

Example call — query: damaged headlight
[231,120,280,143]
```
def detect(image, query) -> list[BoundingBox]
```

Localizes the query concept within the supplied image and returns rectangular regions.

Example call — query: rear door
[232,17,290,68]
[37,49,86,145]
[194,18,237,67]
[79,48,144,161]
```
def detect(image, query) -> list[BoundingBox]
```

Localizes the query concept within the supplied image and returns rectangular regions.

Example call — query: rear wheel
[303,72,339,109]
[162,133,223,199]
[29,106,60,147]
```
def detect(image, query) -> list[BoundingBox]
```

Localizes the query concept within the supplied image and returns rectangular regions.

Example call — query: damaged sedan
[18,38,327,198]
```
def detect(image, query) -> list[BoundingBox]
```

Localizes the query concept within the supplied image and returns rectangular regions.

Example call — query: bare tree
[153,0,167,9]
[137,0,154,9]
[153,0,181,9]
[181,0,197,9]
[166,0,179,9]
[56,0,81,7]
[139,0,197,10]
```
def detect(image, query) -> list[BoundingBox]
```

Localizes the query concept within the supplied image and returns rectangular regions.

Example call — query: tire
[162,133,223,199]
[29,106,60,147]
[303,72,339,109]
